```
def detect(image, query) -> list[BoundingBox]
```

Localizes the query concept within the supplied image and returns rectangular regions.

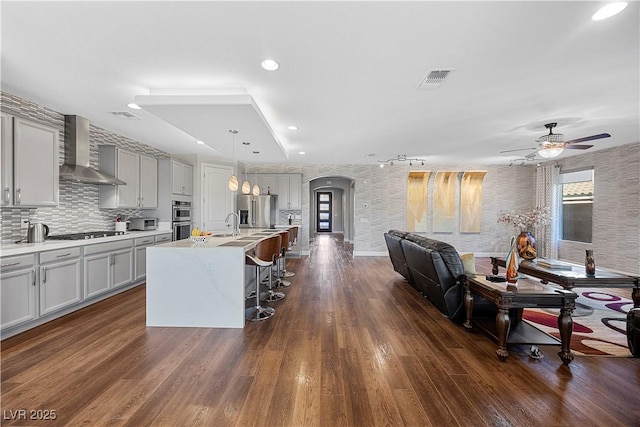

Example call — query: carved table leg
[463,286,474,330]
[557,306,574,365]
[627,284,640,357]
[495,307,511,361]
[627,308,640,357]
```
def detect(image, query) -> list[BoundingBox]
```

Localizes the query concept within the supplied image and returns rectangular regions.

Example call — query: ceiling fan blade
[564,133,611,145]
[500,147,536,153]
[564,144,593,150]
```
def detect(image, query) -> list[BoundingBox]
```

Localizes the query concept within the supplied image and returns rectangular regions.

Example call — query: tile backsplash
[1,91,169,243]
[278,209,303,226]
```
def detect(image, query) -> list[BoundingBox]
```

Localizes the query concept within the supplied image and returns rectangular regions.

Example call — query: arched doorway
[308,176,355,244]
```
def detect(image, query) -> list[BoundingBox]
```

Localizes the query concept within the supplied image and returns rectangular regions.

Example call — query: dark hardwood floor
[2,234,639,426]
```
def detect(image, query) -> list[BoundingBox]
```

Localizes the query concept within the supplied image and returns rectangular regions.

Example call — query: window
[560,169,594,243]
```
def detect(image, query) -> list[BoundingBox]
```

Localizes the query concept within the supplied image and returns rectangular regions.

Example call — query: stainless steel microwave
[128,217,159,231]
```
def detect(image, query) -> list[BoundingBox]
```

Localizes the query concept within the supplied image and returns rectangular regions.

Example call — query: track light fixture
[377,154,427,167]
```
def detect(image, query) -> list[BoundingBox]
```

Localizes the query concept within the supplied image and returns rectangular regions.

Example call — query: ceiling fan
[501,122,611,159]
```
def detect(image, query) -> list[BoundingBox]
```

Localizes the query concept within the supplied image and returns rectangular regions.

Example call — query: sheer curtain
[535,164,560,259]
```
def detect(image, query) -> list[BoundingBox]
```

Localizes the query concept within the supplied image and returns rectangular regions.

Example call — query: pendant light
[252,170,261,196]
[227,130,239,191]
[241,142,251,194]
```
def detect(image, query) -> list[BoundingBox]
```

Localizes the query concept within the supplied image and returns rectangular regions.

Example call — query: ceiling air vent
[110,111,141,120]
[418,69,455,90]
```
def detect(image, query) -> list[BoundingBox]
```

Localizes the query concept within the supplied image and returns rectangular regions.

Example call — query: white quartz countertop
[1,229,173,257]
[153,228,284,251]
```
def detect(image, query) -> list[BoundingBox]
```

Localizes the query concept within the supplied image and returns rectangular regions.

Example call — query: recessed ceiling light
[195,140,205,145]
[592,2,627,20]
[261,59,280,71]
[298,151,306,155]
[127,103,141,110]
[288,125,299,131]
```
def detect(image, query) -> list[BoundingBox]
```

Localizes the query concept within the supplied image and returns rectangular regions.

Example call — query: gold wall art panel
[460,171,487,233]
[406,171,431,231]
[433,171,457,232]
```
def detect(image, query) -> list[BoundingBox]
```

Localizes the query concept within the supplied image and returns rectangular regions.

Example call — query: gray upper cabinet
[1,113,13,207]
[1,115,59,207]
[171,159,193,196]
[139,154,158,208]
[257,174,279,196]
[257,173,302,210]
[99,146,158,208]
[287,174,302,209]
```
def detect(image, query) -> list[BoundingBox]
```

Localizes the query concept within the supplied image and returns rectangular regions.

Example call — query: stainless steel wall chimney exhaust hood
[59,115,126,185]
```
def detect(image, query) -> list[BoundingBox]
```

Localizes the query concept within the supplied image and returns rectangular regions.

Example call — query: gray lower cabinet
[134,233,171,281]
[39,248,82,316]
[1,234,160,338]
[134,236,154,281]
[84,240,134,299]
[1,254,37,329]
[84,252,111,299]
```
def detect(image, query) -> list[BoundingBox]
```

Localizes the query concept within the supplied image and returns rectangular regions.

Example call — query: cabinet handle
[16,188,21,205]
[56,252,72,258]
[4,187,9,203]
[42,266,47,283]
[1,261,20,268]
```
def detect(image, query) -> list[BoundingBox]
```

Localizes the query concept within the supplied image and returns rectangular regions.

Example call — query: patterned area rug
[523,288,633,357]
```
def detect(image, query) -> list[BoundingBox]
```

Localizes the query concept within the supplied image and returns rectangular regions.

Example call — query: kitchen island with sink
[146,228,282,329]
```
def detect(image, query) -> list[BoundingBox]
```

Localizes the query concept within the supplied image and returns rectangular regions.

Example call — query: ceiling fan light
[228,175,239,191]
[538,146,564,158]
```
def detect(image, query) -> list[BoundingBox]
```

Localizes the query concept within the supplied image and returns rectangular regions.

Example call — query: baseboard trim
[354,251,388,257]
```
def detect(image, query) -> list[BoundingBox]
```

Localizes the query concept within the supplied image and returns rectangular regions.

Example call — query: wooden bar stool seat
[245,234,282,321]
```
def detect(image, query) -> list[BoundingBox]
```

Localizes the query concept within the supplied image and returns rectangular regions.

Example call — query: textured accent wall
[1,92,169,242]
[249,163,536,256]
[557,142,640,275]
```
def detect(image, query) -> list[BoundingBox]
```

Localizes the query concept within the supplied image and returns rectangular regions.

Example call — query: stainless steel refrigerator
[237,195,277,228]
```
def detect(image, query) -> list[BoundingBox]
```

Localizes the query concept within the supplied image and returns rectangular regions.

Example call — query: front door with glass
[317,192,332,232]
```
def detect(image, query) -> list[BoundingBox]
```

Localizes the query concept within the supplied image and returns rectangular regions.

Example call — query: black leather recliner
[383,230,410,281]
[384,230,496,322]
[400,235,465,320]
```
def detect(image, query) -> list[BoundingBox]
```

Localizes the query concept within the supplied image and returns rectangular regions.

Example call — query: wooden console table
[491,256,640,357]
[464,276,577,364]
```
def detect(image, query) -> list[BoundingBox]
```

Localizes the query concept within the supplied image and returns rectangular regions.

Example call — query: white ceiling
[2,1,638,165]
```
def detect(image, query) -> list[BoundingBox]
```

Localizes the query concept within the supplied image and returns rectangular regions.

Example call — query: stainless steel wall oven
[172,200,192,240]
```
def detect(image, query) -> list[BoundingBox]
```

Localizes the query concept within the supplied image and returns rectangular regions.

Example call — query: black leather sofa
[384,230,481,321]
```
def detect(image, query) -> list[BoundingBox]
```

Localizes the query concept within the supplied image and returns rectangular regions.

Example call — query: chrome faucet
[225,212,240,237]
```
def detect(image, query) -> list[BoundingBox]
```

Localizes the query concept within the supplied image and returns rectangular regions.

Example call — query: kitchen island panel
[146,246,247,328]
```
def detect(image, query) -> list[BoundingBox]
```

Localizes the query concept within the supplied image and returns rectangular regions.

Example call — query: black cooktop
[47,231,126,241]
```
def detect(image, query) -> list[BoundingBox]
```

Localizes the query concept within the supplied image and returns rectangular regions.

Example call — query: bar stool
[262,234,286,303]
[246,234,282,321]
[283,226,297,278]
[274,230,292,287]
